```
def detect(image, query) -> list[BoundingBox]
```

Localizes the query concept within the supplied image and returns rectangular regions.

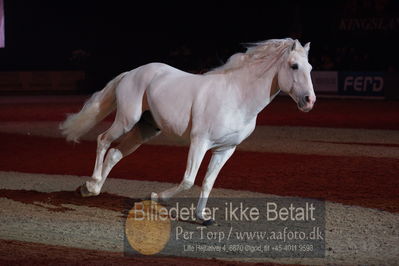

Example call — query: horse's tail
[59,72,129,142]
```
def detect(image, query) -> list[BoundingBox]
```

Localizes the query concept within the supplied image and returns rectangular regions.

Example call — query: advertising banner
[338,72,385,96]
[0,71,85,92]
[311,71,338,93]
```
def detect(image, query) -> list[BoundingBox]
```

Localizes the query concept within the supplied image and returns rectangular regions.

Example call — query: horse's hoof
[202,219,216,226]
[79,184,98,197]
[150,192,159,202]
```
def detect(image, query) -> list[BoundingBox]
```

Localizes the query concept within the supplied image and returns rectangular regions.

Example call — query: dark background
[0,0,398,91]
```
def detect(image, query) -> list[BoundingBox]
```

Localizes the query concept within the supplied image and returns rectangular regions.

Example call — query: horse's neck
[232,66,280,119]
[270,73,280,99]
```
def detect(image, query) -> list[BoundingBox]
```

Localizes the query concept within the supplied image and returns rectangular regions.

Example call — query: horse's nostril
[305,95,311,103]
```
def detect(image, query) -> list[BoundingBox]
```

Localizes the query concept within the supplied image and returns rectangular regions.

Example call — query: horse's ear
[291,39,301,51]
[304,42,311,53]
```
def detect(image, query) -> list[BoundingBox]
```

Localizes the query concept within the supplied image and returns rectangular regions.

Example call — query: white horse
[60,38,315,223]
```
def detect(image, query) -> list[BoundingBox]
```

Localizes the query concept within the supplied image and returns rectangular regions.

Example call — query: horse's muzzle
[298,95,316,112]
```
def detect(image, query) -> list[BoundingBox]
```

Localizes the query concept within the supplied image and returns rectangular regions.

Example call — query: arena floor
[0,95,398,265]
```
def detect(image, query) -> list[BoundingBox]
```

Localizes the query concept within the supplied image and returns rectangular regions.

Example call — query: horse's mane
[206,38,295,75]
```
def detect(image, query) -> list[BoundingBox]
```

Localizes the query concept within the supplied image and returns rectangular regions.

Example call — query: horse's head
[278,40,316,112]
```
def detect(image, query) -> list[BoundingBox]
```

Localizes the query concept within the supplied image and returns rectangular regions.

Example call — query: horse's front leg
[196,147,236,225]
[151,138,209,202]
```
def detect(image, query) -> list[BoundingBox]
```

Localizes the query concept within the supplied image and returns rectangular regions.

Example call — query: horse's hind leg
[82,121,127,196]
[89,117,161,194]
[83,111,141,196]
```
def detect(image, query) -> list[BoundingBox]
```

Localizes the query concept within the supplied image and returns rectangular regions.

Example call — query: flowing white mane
[206,38,296,75]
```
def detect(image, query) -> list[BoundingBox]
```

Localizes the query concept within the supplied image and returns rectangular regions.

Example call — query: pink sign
[0,0,4,48]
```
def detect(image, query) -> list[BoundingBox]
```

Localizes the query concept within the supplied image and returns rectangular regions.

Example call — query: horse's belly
[211,118,257,148]
[151,109,191,137]
[146,90,192,138]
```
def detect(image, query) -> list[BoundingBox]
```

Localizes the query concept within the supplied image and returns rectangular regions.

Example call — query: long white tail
[60,72,128,142]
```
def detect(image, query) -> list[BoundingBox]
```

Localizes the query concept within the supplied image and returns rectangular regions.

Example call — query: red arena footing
[1,133,398,213]
[0,97,398,129]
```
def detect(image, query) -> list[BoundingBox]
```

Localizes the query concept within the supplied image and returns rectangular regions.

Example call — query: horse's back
[116,62,180,101]
[137,62,190,78]
[137,63,247,141]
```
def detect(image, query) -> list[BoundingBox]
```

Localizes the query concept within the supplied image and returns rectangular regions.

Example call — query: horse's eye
[291,63,298,70]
